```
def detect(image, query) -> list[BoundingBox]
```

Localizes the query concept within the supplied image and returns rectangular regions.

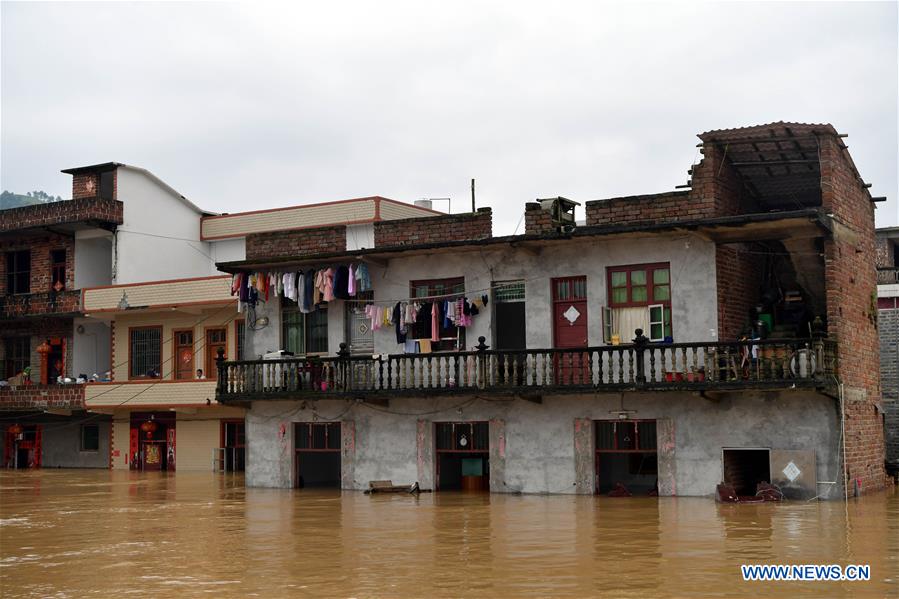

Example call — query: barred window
[4,337,30,379]
[130,327,162,378]
[6,250,30,295]
[282,300,328,354]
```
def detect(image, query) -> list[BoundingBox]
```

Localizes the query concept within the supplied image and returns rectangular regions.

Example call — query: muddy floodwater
[0,471,896,597]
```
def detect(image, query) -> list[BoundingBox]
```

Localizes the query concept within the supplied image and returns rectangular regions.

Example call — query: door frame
[204,327,227,377]
[172,328,195,380]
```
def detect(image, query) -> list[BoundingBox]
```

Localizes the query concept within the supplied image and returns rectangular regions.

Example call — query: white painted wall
[71,318,111,378]
[74,231,113,288]
[113,168,213,284]
[210,238,246,264]
[245,233,719,358]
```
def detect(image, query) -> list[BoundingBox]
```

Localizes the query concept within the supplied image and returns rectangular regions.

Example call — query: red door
[552,276,590,385]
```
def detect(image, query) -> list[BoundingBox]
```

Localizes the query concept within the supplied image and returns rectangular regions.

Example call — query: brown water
[0,471,896,598]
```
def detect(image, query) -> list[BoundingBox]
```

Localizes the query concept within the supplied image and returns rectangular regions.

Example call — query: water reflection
[0,470,896,597]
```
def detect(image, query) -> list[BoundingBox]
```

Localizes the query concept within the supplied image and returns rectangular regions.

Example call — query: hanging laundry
[418,302,432,339]
[282,272,295,302]
[348,264,356,296]
[404,339,418,354]
[418,339,432,354]
[431,301,440,342]
[333,265,350,299]
[393,302,406,344]
[303,269,315,313]
[355,263,372,292]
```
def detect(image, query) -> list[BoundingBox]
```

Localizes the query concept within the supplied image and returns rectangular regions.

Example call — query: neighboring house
[81,195,438,473]
[2,162,438,472]
[876,227,899,476]
[213,122,886,499]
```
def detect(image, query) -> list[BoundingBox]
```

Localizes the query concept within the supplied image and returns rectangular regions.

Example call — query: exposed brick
[0,384,85,411]
[524,203,555,235]
[373,208,492,247]
[715,244,764,340]
[245,224,347,260]
[0,198,123,233]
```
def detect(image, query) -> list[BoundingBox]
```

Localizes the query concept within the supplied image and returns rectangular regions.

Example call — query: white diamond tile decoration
[563,305,581,325]
[782,461,801,482]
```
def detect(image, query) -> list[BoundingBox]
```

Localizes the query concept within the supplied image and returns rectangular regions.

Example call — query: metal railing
[215,333,837,401]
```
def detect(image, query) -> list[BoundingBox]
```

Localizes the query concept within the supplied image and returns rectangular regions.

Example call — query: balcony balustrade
[877,267,899,285]
[215,333,837,402]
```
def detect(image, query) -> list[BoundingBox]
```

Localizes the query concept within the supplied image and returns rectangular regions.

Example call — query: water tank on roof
[414,199,433,210]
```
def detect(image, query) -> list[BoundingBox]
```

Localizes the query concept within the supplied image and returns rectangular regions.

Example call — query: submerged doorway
[294,422,341,488]
[595,420,658,495]
[722,448,771,496]
[435,421,489,491]
[221,419,245,472]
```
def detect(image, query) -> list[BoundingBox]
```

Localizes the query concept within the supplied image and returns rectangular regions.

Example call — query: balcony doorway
[294,422,341,488]
[595,420,658,496]
[435,421,489,491]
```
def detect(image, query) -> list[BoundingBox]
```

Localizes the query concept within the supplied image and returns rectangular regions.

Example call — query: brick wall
[715,244,763,340]
[245,224,347,260]
[1,291,81,319]
[0,385,85,411]
[584,145,750,228]
[879,308,898,467]
[524,203,556,235]
[373,208,492,247]
[818,133,886,493]
[1,233,76,292]
[0,197,123,233]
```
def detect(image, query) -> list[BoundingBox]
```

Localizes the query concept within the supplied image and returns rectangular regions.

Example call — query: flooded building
[213,123,887,498]
[876,227,899,476]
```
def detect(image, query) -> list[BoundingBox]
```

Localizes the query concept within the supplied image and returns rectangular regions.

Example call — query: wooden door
[174,329,194,380]
[552,276,590,385]
[205,328,227,378]
[143,442,162,470]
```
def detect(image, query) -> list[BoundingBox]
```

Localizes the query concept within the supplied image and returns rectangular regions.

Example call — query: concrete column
[341,420,355,490]
[489,419,506,492]
[656,417,677,496]
[416,420,434,490]
[573,418,595,494]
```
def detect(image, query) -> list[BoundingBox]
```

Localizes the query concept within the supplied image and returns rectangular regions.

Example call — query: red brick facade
[0,233,80,318]
[0,197,122,233]
[373,208,492,247]
[1,291,81,319]
[0,384,85,411]
[245,225,347,260]
[817,134,886,494]
[715,244,763,341]
[72,170,117,201]
[584,145,747,227]
[524,203,556,235]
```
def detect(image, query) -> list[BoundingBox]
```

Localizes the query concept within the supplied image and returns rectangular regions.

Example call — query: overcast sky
[2,1,897,233]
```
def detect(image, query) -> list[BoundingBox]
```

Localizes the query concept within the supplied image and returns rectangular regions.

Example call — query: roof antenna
[471,178,476,212]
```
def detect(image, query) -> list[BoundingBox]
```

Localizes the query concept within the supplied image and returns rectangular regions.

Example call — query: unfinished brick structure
[373,207,492,247]
[246,224,348,260]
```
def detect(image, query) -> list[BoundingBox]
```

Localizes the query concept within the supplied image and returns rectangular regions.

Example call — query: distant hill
[1,190,63,210]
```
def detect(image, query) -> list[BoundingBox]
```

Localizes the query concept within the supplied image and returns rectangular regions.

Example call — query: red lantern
[8,424,23,436]
[140,420,157,440]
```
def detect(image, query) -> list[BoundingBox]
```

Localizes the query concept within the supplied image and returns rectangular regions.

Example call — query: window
[282,299,328,354]
[6,250,30,295]
[50,249,66,292]
[235,319,245,361]
[4,337,30,379]
[606,263,672,342]
[410,277,465,351]
[129,327,162,378]
[80,424,100,451]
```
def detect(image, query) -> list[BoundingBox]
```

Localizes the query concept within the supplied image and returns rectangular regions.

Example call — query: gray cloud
[2,1,896,233]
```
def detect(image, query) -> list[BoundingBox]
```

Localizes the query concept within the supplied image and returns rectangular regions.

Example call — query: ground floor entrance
[435,421,489,491]
[130,412,176,471]
[3,425,42,469]
[594,419,658,496]
[220,419,246,472]
[294,422,341,488]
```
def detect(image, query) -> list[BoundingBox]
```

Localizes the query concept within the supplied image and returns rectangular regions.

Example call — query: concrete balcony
[877,267,899,285]
[0,290,81,319]
[0,384,86,412]
[85,380,218,409]
[215,337,838,403]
